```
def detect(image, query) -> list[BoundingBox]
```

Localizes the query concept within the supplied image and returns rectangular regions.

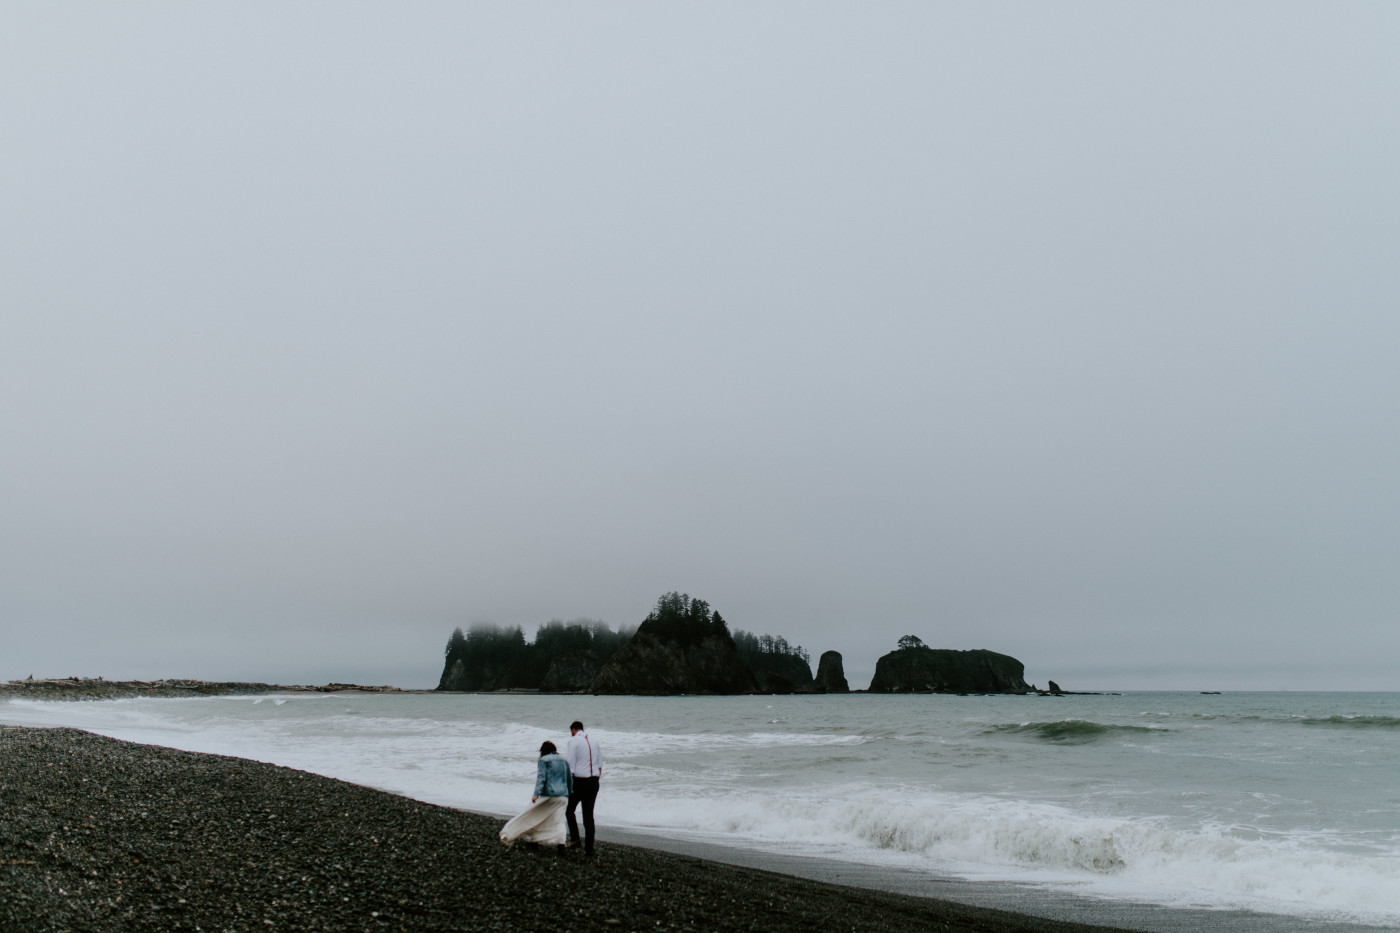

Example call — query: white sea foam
[602,784,1400,925]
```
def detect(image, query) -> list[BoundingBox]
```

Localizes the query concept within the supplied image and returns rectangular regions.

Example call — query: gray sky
[4,4,1397,691]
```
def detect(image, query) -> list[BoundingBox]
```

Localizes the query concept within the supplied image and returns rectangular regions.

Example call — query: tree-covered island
[437,592,1061,695]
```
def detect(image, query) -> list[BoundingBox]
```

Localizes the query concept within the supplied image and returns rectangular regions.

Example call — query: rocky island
[435,593,1065,696]
[815,650,851,693]
[867,636,1032,694]
[437,593,828,696]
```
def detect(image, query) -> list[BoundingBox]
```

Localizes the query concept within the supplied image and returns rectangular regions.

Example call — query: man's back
[566,731,601,778]
[566,720,602,853]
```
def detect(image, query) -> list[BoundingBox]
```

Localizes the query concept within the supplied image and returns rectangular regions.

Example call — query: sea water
[4,691,1398,930]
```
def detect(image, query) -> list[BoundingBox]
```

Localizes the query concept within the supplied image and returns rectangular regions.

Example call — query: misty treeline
[637,592,813,687]
[731,630,810,664]
[442,619,632,692]
[731,629,813,691]
[441,591,815,691]
[637,591,730,645]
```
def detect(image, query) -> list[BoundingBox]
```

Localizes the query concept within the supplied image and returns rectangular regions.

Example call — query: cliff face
[867,647,1029,694]
[815,651,850,693]
[437,659,465,691]
[539,652,603,693]
[589,617,760,695]
[746,653,814,692]
[437,658,519,692]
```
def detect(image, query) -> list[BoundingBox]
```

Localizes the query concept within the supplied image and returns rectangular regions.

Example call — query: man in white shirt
[565,720,602,854]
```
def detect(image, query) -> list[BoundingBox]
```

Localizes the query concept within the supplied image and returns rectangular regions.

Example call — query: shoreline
[4,688,1392,932]
[2,725,1140,933]
[2,726,1387,933]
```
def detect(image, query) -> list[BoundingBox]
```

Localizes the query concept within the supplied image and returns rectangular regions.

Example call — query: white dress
[499,795,568,846]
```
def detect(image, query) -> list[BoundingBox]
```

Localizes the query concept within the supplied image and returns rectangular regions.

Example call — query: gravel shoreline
[1,726,1140,933]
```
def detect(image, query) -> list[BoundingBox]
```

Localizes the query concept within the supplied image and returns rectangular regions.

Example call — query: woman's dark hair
[539,741,557,757]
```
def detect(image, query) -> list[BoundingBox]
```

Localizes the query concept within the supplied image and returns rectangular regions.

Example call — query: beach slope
[1,726,1137,933]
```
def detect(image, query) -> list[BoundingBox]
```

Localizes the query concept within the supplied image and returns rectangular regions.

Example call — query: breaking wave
[1186,712,1400,730]
[985,720,1167,743]
[1294,715,1400,729]
[616,785,1400,927]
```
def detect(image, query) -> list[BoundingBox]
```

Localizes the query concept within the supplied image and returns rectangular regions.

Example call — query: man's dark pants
[566,776,600,852]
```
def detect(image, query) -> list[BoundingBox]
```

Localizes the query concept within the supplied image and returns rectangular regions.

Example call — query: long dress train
[499,795,567,846]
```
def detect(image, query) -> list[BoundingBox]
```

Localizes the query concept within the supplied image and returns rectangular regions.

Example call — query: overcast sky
[3,3,1397,692]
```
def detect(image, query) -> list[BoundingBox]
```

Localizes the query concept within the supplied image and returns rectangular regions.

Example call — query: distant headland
[0,678,403,701]
[437,591,1076,697]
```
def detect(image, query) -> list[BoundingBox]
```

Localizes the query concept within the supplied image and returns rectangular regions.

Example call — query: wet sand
[1,725,1140,933]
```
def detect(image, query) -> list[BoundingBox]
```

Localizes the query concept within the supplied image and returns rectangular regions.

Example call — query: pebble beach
[0,725,1140,933]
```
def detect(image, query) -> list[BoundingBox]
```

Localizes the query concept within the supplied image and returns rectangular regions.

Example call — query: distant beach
[0,677,405,701]
[1,725,1141,933]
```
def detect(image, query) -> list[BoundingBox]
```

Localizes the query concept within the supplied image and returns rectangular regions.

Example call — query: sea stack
[815,651,850,693]
[867,637,1030,694]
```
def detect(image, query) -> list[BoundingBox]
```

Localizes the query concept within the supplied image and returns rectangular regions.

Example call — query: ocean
[4,691,1397,931]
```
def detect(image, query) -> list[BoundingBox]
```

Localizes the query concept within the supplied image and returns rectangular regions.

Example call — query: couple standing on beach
[500,720,603,855]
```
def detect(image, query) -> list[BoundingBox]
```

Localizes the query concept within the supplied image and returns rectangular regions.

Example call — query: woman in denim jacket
[500,741,574,852]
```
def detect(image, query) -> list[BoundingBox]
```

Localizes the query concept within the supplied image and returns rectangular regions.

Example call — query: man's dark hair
[570,721,584,731]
